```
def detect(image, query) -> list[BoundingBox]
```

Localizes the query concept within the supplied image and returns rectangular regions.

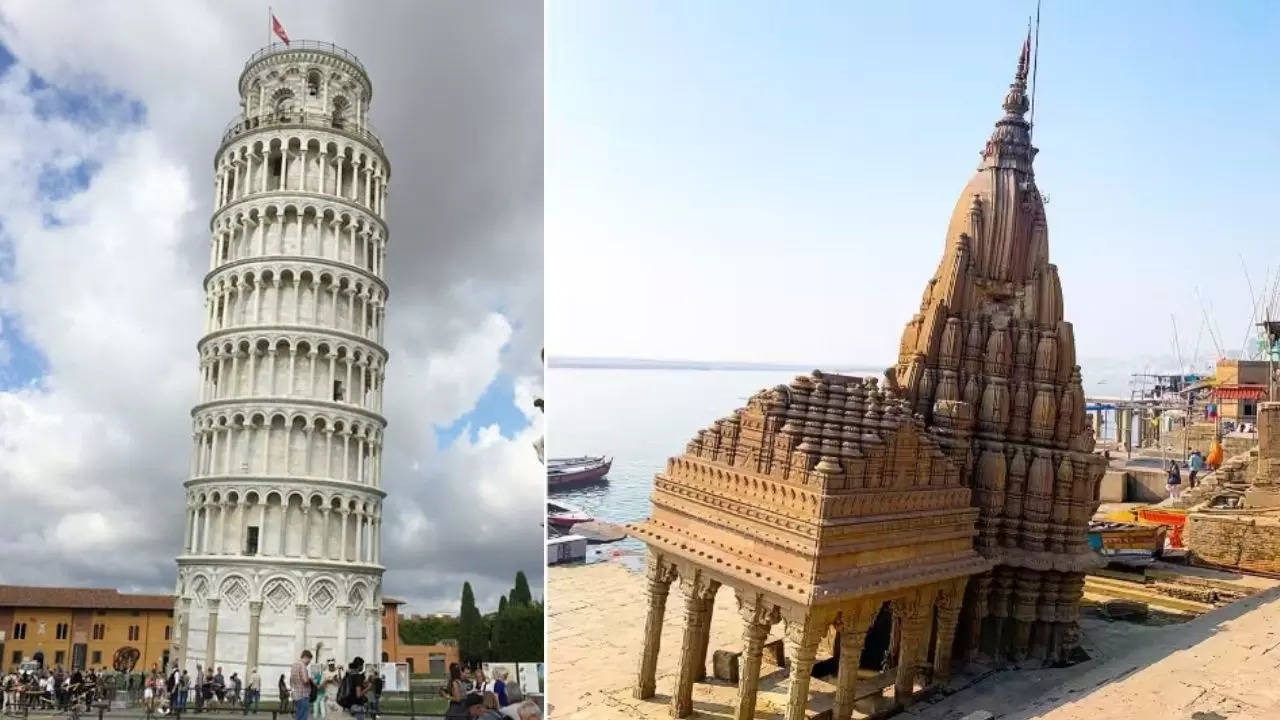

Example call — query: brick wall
[1165,424,1255,458]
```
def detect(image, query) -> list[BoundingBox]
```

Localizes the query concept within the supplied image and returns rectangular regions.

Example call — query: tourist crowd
[282,650,539,720]
[1,666,105,713]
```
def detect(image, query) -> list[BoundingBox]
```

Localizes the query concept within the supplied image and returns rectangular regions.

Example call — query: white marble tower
[174,40,391,690]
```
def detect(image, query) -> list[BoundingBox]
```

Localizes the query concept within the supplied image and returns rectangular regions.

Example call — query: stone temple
[174,40,391,686]
[628,37,1106,719]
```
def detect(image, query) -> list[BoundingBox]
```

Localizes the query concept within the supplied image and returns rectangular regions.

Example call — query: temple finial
[1016,28,1031,86]
[1001,34,1031,119]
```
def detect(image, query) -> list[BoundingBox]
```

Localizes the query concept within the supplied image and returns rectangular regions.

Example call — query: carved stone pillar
[892,596,930,705]
[733,592,779,720]
[987,569,1014,661]
[205,598,220,668]
[783,617,823,720]
[1010,569,1040,662]
[965,572,992,661]
[670,570,718,718]
[832,604,877,720]
[633,552,676,700]
[932,579,967,682]
[246,601,263,673]
[692,593,716,682]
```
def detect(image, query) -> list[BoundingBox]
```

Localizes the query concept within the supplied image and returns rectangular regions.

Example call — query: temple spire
[982,33,1036,170]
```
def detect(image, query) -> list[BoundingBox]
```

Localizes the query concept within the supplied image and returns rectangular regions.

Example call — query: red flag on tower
[271,13,290,45]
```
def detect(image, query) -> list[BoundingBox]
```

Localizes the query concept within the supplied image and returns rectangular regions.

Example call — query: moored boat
[547,500,594,528]
[1088,520,1167,562]
[548,455,612,489]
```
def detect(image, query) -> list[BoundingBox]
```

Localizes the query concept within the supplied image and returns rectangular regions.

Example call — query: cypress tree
[510,571,533,606]
[458,582,485,665]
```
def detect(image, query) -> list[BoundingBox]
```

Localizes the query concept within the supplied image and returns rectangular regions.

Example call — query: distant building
[1,585,456,679]
[380,599,458,676]
[1213,359,1270,423]
[0,585,174,672]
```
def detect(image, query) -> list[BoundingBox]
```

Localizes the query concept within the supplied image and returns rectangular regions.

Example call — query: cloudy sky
[548,1,1279,387]
[0,1,543,614]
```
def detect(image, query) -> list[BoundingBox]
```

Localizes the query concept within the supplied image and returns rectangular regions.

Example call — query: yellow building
[0,586,175,673]
[381,599,458,675]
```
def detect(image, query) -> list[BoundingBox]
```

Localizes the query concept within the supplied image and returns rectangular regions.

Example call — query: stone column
[733,592,779,720]
[367,608,381,662]
[892,597,929,706]
[832,604,877,720]
[177,598,192,670]
[633,551,676,700]
[783,617,823,720]
[964,572,991,661]
[932,580,967,682]
[670,570,718,718]
[295,604,309,658]
[692,593,716,682]
[246,601,263,674]
[336,605,350,665]
[205,598,221,668]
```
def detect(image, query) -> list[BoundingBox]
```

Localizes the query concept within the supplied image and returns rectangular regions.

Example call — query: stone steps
[1082,576,1214,615]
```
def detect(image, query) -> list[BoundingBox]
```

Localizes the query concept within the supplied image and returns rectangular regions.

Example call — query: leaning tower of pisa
[174,40,391,687]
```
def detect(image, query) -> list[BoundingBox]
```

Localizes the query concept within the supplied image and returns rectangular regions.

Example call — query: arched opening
[381,652,389,663]
[307,71,321,98]
[331,96,349,130]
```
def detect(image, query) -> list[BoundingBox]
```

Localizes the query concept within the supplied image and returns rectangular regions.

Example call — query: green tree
[510,571,533,606]
[492,601,543,661]
[458,582,486,666]
[399,615,459,645]
[498,595,508,615]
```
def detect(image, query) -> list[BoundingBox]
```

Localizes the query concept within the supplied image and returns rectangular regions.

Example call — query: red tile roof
[0,585,175,611]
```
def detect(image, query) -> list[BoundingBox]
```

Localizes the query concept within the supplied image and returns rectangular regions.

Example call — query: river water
[547,366,878,561]
[548,365,1128,563]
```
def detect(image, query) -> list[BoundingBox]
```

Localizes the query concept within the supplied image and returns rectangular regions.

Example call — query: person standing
[442,663,466,720]
[277,674,290,713]
[491,669,508,708]
[368,672,383,717]
[340,658,368,720]
[243,667,260,715]
[1167,459,1183,500]
[1188,449,1206,488]
[213,667,227,709]
[289,650,314,720]
[178,670,190,713]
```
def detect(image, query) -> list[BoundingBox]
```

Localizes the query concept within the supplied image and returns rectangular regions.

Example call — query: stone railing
[244,40,367,74]
[220,112,384,152]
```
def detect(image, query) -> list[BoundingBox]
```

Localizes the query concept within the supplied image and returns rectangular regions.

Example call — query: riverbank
[549,560,1280,719]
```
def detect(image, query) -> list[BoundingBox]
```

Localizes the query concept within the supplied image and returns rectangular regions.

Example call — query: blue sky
[547,1,1280,378]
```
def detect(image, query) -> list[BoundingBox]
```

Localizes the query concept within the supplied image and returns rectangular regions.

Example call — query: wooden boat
[1098,506,1188,549]
[547,500,593,529]
[1088,521,1167,561]
[548,455,612,489]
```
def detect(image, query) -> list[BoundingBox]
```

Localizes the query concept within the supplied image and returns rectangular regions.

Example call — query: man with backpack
[335,658,367,720]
